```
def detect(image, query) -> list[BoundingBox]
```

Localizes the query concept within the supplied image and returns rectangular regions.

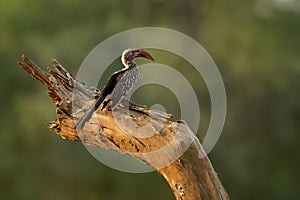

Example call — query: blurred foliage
[0,0,300,199]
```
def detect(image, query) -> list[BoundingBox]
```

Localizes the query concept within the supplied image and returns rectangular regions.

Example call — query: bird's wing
[110,69,139,110]
[110,71,129,110]
[100,68,126,96]
[75,68,129,129]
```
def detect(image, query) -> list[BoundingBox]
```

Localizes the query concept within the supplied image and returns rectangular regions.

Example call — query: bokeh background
[1,0,300,199]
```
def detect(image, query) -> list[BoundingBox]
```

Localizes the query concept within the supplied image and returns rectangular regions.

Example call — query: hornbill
[75,48,154,130]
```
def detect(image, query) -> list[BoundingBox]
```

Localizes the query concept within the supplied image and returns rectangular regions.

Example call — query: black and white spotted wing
[110,66,139,109]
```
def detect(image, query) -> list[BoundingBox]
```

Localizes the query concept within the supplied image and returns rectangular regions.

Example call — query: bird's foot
[122,99,147,109]
[120,99,172,119]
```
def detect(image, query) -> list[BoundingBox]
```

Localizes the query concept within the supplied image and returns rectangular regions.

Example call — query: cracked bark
[18,55,230,200]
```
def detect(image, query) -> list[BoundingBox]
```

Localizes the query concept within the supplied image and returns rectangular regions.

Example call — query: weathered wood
[18,55,229,200]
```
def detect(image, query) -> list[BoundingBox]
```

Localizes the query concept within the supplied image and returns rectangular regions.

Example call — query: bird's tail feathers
[75,95,106,130]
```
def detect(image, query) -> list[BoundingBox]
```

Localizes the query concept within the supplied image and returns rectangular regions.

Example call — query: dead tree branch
[18,55,229,200]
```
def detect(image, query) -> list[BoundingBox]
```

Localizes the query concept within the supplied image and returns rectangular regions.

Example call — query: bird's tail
[75,95,106,130]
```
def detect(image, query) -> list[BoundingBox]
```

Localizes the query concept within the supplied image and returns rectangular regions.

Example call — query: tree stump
[18,55,229,200]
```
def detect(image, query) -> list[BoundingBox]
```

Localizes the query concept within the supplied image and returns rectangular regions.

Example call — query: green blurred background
[1,0,300,199]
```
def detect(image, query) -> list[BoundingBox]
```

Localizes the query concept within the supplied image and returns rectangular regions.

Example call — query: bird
[75,48,154,130]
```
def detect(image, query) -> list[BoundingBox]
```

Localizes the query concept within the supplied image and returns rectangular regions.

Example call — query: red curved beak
[137,50,155,61]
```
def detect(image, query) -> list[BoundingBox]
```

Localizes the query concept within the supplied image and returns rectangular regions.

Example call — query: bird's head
[121,48,154,67]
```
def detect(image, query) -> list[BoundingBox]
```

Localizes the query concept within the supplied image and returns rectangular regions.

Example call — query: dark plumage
[75,48,154,130]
